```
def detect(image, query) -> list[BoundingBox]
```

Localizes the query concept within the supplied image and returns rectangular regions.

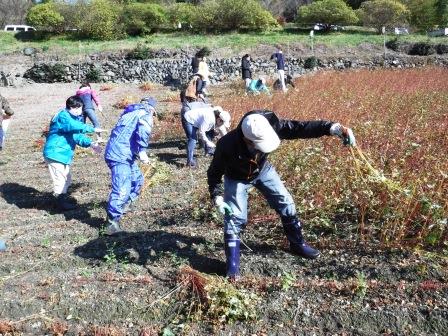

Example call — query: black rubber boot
[282,217,320,259]
[55,193,77,211]
[225,233,241,279]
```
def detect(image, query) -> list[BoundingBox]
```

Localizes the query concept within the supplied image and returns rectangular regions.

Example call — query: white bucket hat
[241,114,280,153]
[214,106,231,128]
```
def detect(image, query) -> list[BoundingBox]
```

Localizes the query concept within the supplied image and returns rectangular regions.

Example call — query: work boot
[122,199,135,214]
[104,217,123,236]
[224,233,241,279]
[55,193,77,211]
[282,218,320,259]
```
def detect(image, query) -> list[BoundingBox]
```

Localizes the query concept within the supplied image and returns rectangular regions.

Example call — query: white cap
[241,114,280,153]
[214,106,231,128]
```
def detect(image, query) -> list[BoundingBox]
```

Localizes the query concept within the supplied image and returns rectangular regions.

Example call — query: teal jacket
[43,109,95,165]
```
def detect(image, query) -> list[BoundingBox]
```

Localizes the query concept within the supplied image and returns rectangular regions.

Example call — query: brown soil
[0,82,446,335]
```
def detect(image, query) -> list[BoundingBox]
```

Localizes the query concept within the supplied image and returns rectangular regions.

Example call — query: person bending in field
[207,110,356,279]
[43,96,105,211]
[273,74,295,91]
[104,97,156,235]
[247,78,270,95]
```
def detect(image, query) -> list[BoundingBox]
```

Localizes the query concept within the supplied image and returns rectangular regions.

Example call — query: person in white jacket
[181,105,231,168]
[0,93,14,150]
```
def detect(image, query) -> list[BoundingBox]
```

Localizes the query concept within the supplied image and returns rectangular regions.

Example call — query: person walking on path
[0,93,14,150]
[104,97,157,235]
[76,83,104,139]
[207,110,356,278]
[182,105,231,168]
[43,96,105,211]
[241,54,252,90]
[270,48,287,92]
[198,56,212,95]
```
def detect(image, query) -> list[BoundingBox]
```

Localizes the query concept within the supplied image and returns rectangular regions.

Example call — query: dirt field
[0,81,447,336]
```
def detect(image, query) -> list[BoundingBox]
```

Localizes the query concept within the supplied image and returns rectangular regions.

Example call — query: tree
[434,0,448,26]
[0,0,33,28]
[357,0,410,33]
[77,0,123,40]
[344,0,368,9]
[121,2,167,36]
[405,0,436,31]
[297,0,359,29]
[26,2,64,32]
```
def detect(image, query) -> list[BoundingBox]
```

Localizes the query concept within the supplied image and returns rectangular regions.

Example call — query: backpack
[184,76,198,100]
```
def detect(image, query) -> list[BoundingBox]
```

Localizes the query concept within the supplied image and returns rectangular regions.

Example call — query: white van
[4,25,36,32]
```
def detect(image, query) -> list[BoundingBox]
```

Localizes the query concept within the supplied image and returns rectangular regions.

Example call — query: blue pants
[223,163,296,234]
[106,160,143,221]
[83,108,100,128]
[181,115,198,165]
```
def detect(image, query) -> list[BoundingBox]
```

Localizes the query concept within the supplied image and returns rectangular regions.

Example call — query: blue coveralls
[104,104,153,222]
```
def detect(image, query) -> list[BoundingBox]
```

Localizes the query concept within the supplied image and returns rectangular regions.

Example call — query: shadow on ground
[74,230,226,276]
[0,182,105,229]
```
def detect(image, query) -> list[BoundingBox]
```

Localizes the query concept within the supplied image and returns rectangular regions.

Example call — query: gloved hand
[214,196,233,215]
[97,105,103,112]
[94,128,108,133]
[330,123,356,146]
[139,150,150,164]
[91,142,102,155]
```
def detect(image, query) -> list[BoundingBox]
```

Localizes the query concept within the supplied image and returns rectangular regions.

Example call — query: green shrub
[128,43,152,59]
[304,56,319,69]
[26,2,65,33]
[408,42,435,55]
[356,0,410,33]
[297,0,359,28]
[167,3,196,28]
[192,0,278,32]
[122,3,167,36]
[386,37,400,51]
[77,0,123,40]
[435,44,448,54]
[85,67,102,82]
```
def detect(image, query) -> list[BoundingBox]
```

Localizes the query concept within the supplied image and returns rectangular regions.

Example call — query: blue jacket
[248,79,269,94]
[271,52,285,70]
[43,109,95,165]
[105,104,153,164]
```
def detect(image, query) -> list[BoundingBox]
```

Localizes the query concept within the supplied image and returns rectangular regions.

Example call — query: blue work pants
[106,160,143,221]
[223,163,296,234]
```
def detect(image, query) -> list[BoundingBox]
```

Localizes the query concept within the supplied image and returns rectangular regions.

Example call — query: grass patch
[1,30,447,57]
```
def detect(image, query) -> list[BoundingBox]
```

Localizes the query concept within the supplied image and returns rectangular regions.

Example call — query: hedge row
[26,0,278,40]
[386,39,448,56]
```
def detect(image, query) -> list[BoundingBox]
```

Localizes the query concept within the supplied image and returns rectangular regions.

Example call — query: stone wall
[5,54,448,87]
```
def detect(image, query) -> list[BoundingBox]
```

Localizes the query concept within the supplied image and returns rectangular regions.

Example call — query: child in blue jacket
[104,97,156,235]
[43,96,104,210]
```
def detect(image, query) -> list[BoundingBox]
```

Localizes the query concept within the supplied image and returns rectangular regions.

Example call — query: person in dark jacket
[207,110,356,278]
[241,54,252,89]
[270,48,287,92]
[0,93,14,150]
